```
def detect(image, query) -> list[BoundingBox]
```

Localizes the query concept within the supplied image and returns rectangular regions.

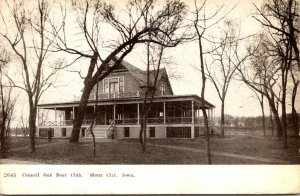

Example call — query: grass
[4,134,300,164]
[148,135,300,159]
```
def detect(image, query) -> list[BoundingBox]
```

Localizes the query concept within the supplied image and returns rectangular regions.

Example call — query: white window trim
[160,83,165,95]
[102,76,125,94]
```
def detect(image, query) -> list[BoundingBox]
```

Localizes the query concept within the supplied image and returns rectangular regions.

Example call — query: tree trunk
[291,84,299,136]
[260,95,266,136]
[281,88,288,148]
[28,105,37,153]
[292,107,299,137]
[69,84,94,142]
[0,120,7,158]
[139,101,148,153]
[270,102,282,139]
[270,108,274,136]
[197,35,211,164]
[220,100,225,138]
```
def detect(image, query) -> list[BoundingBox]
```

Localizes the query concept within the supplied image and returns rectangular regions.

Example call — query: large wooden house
[37,59,215,139]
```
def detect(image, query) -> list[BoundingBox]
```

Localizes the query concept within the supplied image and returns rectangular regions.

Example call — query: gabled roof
[115,58,173,93]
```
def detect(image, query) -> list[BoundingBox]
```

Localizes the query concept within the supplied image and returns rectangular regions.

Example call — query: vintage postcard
[0,0,299,194]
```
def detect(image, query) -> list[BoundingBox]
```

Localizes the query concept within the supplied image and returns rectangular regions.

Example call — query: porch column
[191,101,194,123]
[191,100,195,139]
[37,108,40,126]
[163,102,166,124]
[212,109,214,124]
[94,105,96,124]
[104,106,107,125]
[137,103,140,124]
[55,107,57,124]
[113,104,116,121]
[72,107,75,119]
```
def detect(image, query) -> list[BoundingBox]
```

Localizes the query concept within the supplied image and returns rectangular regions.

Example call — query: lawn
[3,134,300,164]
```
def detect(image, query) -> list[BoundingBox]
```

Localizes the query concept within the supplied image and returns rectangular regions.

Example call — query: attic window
[160,84,165,96]
[103,77,124,94]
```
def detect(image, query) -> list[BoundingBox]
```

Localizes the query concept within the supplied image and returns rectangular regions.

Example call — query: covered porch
[37,95,215,139]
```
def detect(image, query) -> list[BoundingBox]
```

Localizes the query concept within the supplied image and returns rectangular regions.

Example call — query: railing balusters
[40,117,209,127]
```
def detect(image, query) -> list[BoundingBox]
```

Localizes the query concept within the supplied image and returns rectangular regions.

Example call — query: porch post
[191,101,194,123]
[137,103,140,124]
[191,100,195,139]
[113,104,116,121]
[55,107,57,125]
[163,102,166,124]
[104,106,107,125]
[37,108,40,126]
[94,105,96,124]
[72,107,75,119]
[212,109,214,124]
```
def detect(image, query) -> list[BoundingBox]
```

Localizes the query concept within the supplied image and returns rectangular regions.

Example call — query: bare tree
[51,0,188,143]
[238,35,286,146]
[38,109,49,127]
[205,20,251,138]
[0,0,63,152]
[20,109,29,137]
[250,88,266,136]
[191,0,241,163]
[0,46,16,158]
[289,65,299,136]
[139,41,169,153]
[191,0,233,164]
[253,0,300,148]
[256,0,299,67]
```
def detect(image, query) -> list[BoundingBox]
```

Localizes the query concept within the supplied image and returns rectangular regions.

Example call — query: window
[124,127,130,137]
[104,79,109,93]
[166,127,191,138]
[81,128,86,137]
[103,77,124,94]
[109,81,118,93]
[61,128,66,137]
[160,84,165,95]
[119,77,124,92]
[159,112,164,117]
[149,127,155,138]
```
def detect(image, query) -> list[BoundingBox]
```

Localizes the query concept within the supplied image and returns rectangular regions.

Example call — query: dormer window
[160,83,165,96]
[103,77,124,94]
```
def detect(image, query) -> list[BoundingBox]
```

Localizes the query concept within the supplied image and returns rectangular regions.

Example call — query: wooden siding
[89,68,173,100]
[89,71,141,100]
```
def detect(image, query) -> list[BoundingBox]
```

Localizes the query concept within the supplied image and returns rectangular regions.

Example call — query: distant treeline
[217,113,299,128]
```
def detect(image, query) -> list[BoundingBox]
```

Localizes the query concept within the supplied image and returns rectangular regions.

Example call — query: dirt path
[149,144,290,164]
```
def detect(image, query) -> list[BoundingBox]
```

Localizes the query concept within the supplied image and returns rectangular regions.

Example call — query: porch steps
[86,126,109,139]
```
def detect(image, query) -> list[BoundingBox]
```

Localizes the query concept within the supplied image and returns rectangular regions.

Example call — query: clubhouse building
[37,59,215,139]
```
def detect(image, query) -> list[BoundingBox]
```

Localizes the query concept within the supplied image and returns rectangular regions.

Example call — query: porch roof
[38,94,215,110]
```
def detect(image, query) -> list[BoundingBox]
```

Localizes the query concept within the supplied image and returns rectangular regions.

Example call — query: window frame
[149,127,155,138]
[124,127,130,137]
[103,76,125,94]
[160,83,165,96]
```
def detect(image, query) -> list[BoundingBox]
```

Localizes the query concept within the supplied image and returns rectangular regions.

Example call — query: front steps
[86,126,109,138]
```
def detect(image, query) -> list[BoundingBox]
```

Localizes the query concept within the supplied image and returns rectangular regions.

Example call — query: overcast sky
[1,0,299,126]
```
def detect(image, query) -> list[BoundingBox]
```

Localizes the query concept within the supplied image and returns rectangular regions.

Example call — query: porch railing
[94,91,145,99]
[39,119,94,127]
[39,117,207,126]
[115,118,138,125]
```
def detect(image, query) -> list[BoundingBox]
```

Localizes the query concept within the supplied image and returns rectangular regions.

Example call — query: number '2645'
[4,173,16,177]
